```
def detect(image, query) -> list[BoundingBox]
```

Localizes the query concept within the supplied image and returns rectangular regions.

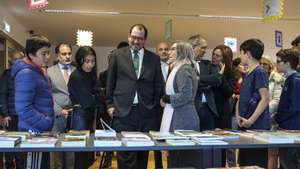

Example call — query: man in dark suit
[188,34,223,169]
[188,34,222,131]
[106,24,164,169]
[96,41,128,168]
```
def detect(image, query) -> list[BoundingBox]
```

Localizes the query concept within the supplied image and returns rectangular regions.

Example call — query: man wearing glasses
[106,24,164,169]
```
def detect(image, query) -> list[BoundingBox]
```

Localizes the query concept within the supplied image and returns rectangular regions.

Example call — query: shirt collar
[58,63,70,70]
[131,48,144,56]
[285,69,298,78]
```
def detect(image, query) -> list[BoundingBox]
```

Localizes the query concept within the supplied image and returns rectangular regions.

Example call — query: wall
[0,4,27,47]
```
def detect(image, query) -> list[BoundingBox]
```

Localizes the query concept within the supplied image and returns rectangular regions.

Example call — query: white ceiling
[1,0,300,48]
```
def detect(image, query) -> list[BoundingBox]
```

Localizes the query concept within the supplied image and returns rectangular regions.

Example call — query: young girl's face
[81,55,95,72]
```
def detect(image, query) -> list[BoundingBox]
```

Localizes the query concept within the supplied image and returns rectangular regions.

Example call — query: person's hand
[219,63,225,74]
[235,114,243,127]
[3,116,11,127]
[107,107,114,118]
[160,98,166,107]
[270,113,278,125]
[239,117,254,128]
[61,108,73,118]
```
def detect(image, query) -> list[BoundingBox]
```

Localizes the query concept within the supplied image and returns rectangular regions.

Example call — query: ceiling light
[76,29,93,46]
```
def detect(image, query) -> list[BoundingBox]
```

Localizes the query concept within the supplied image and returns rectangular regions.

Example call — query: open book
[95,118,116,137]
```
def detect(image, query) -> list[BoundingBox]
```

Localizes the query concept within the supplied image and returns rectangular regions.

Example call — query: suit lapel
[54,64,68,92]
[139,49,148,78]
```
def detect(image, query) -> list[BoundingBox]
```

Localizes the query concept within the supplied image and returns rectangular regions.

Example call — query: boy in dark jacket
[274,49,300,169]
[11,35,54,169]
[0,51,25,169]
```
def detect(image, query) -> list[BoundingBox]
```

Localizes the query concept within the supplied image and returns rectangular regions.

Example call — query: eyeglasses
[130,35,145,41]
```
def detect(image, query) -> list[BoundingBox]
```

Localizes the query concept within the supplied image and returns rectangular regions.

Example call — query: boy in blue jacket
[11,35,54,169]
[274,49,300,169]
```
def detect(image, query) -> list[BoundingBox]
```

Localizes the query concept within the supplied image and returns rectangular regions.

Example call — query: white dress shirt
[131,48,144,104]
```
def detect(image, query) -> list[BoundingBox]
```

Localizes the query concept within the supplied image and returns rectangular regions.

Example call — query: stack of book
[94,119,121,147]
[21,137,58,148]
[0,136,21,148]
[205,129,240,141]
[61,130,89,147]
[121,132,154,147]
[1,131,32,141]
[149,131,194,146]
[149,131,188,141]
[253,131,295,144]
[174,130,228,145]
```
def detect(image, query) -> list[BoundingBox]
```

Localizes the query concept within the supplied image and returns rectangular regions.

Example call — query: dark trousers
[153,106,163,169]
[195,101,217,169]
[239,148,268,168]
[113,105,154,169]
[5,115,26,169]
[195,102,216,131]
[279,148,300,169]
[71,107,95,169]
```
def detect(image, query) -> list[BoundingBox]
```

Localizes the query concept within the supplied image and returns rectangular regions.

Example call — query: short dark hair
[277,49,299,69]
[240,39,264,60]
[117,41,129,49]
[129,24,148,39]
[25,35,51,57]
[291,36,300,46]
[55,43,72,54]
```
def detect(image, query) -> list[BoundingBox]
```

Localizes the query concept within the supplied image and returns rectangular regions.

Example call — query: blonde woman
[160,41,200,168]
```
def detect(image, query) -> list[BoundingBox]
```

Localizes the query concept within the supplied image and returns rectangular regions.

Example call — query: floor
[89,151,167,169]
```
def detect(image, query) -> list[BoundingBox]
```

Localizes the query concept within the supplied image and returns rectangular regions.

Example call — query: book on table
[95,118,116,137]
[204,129,240,140]
[165,139,196,146]
[149,131,188,141]
[20,137,58,148]
[94,136,122,147]
[60,137,86,147]
[0,136,21,148]
[1,131,32,141]
[174,130,213,137]
[253,132,295,144]
[65,130,90,139]
[191,137,229,145]
[121,132,154,147]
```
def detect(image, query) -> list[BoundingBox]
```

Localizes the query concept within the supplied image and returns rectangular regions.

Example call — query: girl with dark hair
[68,46,98,169]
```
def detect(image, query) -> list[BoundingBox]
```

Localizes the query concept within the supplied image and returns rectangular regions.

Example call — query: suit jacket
[106,47,164,118]
[48,64,75,131]
[197,60,222,116]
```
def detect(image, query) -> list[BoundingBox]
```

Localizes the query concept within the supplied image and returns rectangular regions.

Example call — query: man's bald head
[156,42,169,62]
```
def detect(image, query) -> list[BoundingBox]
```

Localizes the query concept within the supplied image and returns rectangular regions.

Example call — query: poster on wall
[165,19,172,40]
[263,0,284,22]
[28,0,49,10]
[224,37,237,52]
[275,30,283,48]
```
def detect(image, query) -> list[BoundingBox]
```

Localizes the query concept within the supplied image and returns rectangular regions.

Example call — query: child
[235,39,270,168]
[274,49,300,169]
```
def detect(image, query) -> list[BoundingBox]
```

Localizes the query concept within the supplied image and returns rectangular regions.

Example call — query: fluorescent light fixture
[76,29,93,46]
[224,37,237,52]
[3,21,10,33]
[43,9,120,15]
[41,9,300,21]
